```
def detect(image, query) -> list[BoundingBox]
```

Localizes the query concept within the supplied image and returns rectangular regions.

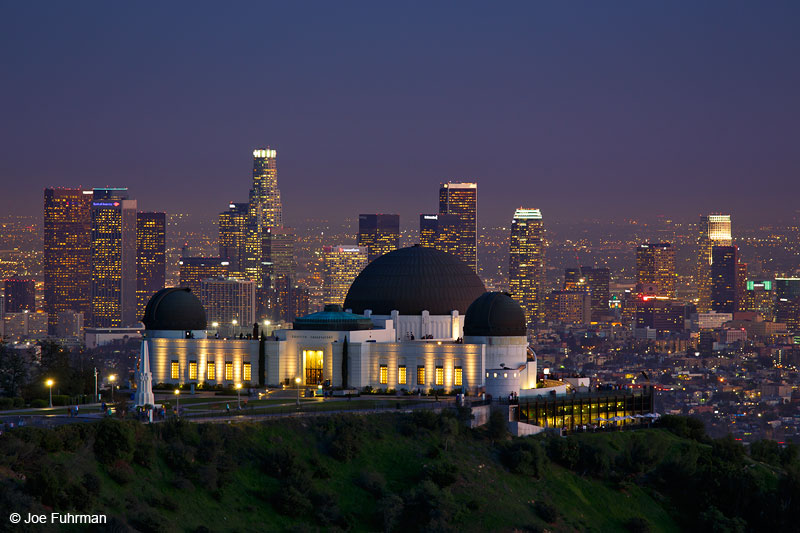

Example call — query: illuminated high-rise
[358,214,400,262]
[261,227,295,318]
[323,245,368,307]
[3,279,35,313]
[179,257,229,295]
[564,266,610,322]
[136,212,166,318]
[244,148,282,283]
[509,208,545,326]
[90,188,138,327]
[697,214,732,312]
[43,188,93,333]
[219,202,248,278]
[200,276,256,333]
[438,182,477,272]
[636,243,676,298]
[419,213,461,259]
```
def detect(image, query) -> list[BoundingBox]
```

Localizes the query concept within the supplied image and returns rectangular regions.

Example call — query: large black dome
[343,245,486,315]
[142,287,207,331]
[464,292,527,337]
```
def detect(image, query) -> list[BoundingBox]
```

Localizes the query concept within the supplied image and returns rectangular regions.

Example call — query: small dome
[142,288,207,331]
[293,304,374,331]
[464,292,526,337]
[343,245,486,315]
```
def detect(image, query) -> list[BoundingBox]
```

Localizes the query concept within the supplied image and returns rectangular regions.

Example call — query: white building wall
[148,337,259,386]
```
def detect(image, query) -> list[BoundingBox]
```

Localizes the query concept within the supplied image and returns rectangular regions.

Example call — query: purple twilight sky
[1,1,799,228]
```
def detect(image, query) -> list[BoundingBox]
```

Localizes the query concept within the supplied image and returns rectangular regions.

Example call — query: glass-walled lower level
[517,390,654,432]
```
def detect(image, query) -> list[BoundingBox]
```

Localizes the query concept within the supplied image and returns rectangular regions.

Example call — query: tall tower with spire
[133,338,155,408]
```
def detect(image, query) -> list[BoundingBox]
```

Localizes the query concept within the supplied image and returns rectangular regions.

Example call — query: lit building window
[454,367,463,387]
[207,362,216,381]
[435,366,444,386]
[379,365,388,385]
[398,365,407,385]
[170,361,179,380]
[189,362,197,380]
[225,362,233,381]
[243,363,252,382]
[417,366,425,385]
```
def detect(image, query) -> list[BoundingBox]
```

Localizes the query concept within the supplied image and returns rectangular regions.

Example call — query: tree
[258,333,266,386]
[487,410,508,441]
[0,344,31,397]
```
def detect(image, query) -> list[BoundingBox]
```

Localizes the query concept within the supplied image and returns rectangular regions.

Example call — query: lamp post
[318,384,323,401]
[295,377,301,407]
[94,367,98,403]
[174,388,180,416]
[236,383,242,409]
[232,319,238,337]
[46,379,54,408]
[109,374,116,403]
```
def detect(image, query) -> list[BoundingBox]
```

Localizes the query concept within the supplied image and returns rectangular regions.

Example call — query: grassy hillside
[0,411,796,532]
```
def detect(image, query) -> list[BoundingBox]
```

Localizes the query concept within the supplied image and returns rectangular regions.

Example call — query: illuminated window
[454,367,462,387]
[170,361,179,380]
[379,365,388,385]
[225,362,233,381]
[398,365,407,385]
[417,366,425,385]
[243,363,252,382]
[189,362,197,380]
[435,366,443,386]
[207,362,216,381]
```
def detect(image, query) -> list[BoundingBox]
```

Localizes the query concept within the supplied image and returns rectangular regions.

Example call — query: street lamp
[235,383,242,409]
[317,384,323,401]
[174,388,180,416]
[46,379,54,408]
[109,374,116,402]
[295,377,302,407]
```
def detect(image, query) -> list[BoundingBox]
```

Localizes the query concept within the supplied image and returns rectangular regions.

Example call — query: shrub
[94,418,135,464]
[356,469,387,496]
[31,399,47,408]
[533,500,558,523]
[423,461,457,488]
[51,394,70,406]
[487,410,508,441]
[108,459,135,485]
[546,436,579,470]
[13,397,24,408]
[0,397,14,410]
[625,516,652,533]
[500,439,546,478]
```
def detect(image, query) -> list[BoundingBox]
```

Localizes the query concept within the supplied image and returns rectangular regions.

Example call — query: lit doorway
[303,349,324,385]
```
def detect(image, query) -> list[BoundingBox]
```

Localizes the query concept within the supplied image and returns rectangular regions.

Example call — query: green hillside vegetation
[0,411,797,532]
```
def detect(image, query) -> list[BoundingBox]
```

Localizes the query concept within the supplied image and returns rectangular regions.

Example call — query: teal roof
[293,304,374,331]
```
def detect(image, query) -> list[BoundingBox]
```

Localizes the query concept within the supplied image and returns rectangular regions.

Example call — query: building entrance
[303,349,324,385]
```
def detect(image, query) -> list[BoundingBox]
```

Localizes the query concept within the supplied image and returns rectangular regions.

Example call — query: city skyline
[2,3,799,227]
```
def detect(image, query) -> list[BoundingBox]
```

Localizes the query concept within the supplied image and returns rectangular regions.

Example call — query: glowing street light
[46,379,54,408]
[109,374,117,402]
[211,322,219,328]
[235,383,242,409]
[174,388,180,416]
[295,376,302,407]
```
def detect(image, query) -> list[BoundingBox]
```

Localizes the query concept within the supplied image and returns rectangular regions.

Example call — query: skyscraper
[711,245,738,314]
[90,188,138,327]
[698,214,732,312]
[200,277,256,334]
[136,212,166,318]
[244,148,282,283]
[218,202,248,278]
[419,213,461,259]
[179,257,229,295]
[3,279,35,313]
[261,227,295,319]
[323,245,368,307]
[358,214,400,262]
[564,266,610,322]
[636,243,677,299]
[43,188,92,333]
[438,182,477,272]
[509,208,545,326]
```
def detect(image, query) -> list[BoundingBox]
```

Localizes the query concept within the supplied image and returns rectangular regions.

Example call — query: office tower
[711,245,738,314]
[634,298,687,333]
[136,212,166,318]
[775,278,800,332]
[438,182,477,272]
[179,257,229,295]
[545,290,591,325]
[261,227,295,318]
[564,266,610,322]
[90,188,138,327]
[43,188,93,333]
[509,208,545,326]
[218,202,248,278]
[200,277,256,333]
[742,280,774,320]
[3,279,35,313]
[275,276,310,323]
[358,214,400,262]
[419,213,460,258]
[636,243,676,298]
[244,148,282,283]
[56,310,84,338]
[736,263,748,312]
[697,214,732,312]
[323,245,368,307]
